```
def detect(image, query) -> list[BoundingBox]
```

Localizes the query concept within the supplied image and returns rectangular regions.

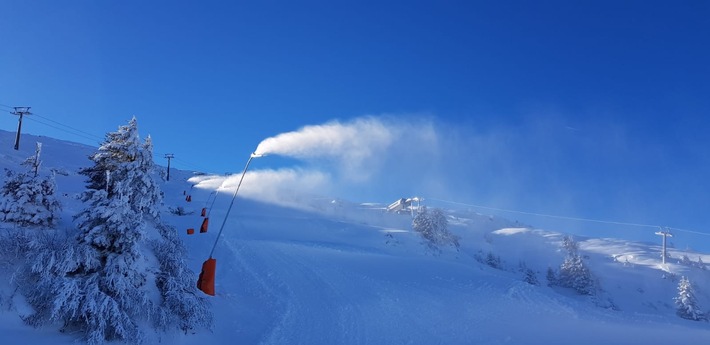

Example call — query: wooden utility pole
[164,153,174,181]
[655,228,673,264]
[11,107,31,150]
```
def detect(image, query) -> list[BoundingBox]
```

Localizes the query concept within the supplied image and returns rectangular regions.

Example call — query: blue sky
[1,1,709,246]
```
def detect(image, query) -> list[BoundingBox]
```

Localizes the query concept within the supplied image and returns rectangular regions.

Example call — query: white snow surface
[1,129,710,344]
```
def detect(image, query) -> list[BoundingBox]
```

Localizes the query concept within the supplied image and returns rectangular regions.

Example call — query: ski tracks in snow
[222,238,368,345]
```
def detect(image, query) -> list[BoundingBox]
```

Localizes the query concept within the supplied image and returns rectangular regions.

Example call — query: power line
[31,112,104,141]
[172,156,211,173]
[24,116,102,143]
[428,197,710,237]
[3,101,214,174]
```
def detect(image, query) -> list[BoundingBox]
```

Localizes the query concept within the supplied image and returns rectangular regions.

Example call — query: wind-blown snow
[1,129,710,344]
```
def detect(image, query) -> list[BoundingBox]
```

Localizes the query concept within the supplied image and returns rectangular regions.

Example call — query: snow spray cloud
[253,116,438,182]
[189,169,332,209]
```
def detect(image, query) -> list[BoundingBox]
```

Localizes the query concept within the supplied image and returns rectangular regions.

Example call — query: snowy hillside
[1,128,709,344]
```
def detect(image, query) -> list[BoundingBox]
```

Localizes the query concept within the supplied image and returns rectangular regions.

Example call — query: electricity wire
[428,197,710,237]
[24,116,103,143]
[1,100,213,173]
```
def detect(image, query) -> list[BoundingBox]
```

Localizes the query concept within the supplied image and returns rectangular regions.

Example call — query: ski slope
[1,129,709,344]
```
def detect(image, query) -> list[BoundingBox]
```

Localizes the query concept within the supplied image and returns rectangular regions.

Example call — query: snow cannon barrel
[197,258,216,296]
[251,152,264,158]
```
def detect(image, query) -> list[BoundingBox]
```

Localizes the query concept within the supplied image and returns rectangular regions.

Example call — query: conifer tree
[25,184,154,344]
[412,207,459,250]
[557,254,595,295]
[23,117,209,343]
[0,142,60,227]
[79,117,162,217]
[556,237,595,295]
[675,276,705,321]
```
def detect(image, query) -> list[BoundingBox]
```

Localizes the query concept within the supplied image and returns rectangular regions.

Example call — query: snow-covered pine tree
[151,223,212,333]
[0,142,61,227]
[132,135,163,219]
[554,236,595,294]
[557,254,595,295]
[23,117,210,343]
[674,276,706,321]
[79,118,140,193]
[562,235,578,255]
[79,117,162,218]
[412,207,459,250]
[25,184,154,344]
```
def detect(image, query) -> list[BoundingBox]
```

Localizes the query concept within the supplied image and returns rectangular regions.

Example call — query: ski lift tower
[655,227,673,265]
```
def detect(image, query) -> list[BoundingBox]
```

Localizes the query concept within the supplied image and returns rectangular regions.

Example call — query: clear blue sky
[1,1,709,246]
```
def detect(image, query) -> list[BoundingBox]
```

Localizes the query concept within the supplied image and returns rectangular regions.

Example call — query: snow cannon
[199,152,258,296]
[200,217,209,233]
[197,258,216,296]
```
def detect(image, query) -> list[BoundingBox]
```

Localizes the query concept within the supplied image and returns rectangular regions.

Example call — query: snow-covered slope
[1,129,709,344]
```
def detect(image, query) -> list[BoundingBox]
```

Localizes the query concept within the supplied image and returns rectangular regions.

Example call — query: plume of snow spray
[254,117,394,160]
[253,117,415,180]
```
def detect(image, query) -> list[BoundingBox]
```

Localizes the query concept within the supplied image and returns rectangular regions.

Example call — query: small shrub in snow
[384,232,400,246]
[168,206,192,216]
[681,256,708,270]
[485,252,502,269]
[473,250,503,270]
[674,276,706,321]
[412,207,459,252]
[519,262,539,286]
[0,229,35,269]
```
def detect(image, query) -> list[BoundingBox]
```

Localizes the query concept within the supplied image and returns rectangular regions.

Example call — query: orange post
[200,218,209,233]
[187,228,195,235]
[196,258,216,296]
[201,207,207,217]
